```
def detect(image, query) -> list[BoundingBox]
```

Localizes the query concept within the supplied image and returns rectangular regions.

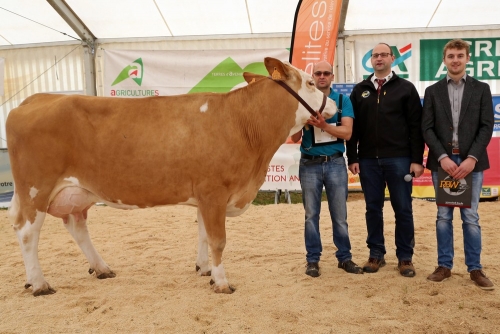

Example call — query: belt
[301,152,343,162]
[452,148,460,155]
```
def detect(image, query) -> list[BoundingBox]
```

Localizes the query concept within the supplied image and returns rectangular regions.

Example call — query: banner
[289,0,342,73]
[104,49,289,97]
[0,57,4,96]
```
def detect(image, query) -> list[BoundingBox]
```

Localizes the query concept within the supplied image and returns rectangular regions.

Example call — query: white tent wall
[0,43,85,148]
[343,28,500,95]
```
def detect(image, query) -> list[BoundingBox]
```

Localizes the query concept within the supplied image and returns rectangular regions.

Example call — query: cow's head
[244,58,337,136]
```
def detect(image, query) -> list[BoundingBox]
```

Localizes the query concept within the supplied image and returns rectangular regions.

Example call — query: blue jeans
[359,157,414,261]
[299,156,352,263]
[431,155,483,272]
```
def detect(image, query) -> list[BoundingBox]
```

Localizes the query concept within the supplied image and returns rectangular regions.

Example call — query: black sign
[436,168,472,208]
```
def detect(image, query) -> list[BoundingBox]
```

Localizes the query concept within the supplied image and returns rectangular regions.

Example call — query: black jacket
[346,72,424,165]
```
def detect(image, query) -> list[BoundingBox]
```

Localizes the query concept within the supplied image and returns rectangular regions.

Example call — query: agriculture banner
[104,49,289,97]
[289,0,342,73]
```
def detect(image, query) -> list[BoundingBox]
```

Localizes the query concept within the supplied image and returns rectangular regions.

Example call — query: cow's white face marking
[29,187,38,199]
[200,102,208,113]
[288,67,337,136]
[64,177,80,186]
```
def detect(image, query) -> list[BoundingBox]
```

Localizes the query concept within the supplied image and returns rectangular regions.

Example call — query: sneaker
[398,260,416,277]
[427,266,451,282]
[305,262,320,277]
[362,258,386,273]
[470,270,494,290]
[338,260,364,274]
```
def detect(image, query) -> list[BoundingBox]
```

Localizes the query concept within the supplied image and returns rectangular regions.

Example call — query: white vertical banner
[0,57,5,96]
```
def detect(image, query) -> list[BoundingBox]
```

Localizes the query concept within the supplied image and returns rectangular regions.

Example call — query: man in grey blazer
[422,39,494,290]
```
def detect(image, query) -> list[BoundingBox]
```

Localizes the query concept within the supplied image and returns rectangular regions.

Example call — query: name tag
[313,124,337,144]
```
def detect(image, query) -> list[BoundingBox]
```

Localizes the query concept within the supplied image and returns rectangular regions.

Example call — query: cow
[6,57,336,296]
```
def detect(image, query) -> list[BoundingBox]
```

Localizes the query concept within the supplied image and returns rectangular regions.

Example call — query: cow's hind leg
[64,212,116,279]
[198,202,234,294]
[10,193,55,296]
[195,209,211,276]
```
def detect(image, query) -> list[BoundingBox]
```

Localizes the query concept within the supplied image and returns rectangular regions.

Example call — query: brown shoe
[470,270,494,290]
[427,266,451,282]
[398,260,416,277]
[362,258,386,273]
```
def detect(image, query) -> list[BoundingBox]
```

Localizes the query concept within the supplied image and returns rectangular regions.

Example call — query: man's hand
[410,163,424,178]
[348,163,360,175]
[450,157,476,179]
[440,157,459,176]
[306,111,327,129]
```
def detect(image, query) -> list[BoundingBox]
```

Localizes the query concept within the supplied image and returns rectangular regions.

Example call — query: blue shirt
[299,89,354,156]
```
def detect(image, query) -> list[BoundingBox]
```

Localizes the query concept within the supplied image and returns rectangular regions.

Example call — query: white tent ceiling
[1,0,499,47]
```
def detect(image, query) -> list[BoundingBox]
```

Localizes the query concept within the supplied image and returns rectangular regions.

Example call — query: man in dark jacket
[422,39,494,290]
[347,42,425,277]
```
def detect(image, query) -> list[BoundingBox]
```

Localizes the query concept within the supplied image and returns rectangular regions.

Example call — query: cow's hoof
[210,279,235,294]
[195,265,211,276]
[96,271,116,279]
[30,283,56,296]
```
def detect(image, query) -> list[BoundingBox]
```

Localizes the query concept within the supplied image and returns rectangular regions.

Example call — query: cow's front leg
[195,209,211,276]
[64,212,115,279]
[198,202,235,294]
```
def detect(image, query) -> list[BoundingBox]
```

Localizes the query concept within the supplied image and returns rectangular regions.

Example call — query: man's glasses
[313,71,332,77]
[371,52,392,59]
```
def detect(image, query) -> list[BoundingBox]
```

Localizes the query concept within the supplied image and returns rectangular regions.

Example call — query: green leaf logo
[189,57,268,94]
[111,58,144,86]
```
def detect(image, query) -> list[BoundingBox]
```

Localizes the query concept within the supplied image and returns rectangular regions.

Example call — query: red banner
[289,0,343,74]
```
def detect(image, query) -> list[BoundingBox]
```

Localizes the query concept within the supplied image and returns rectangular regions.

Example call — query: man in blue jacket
[346,43,425,277]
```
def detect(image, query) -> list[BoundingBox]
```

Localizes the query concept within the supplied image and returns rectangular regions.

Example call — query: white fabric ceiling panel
[155,0,250,36]
[1,0,499,47]
[0,0,75,45]
[246,0,296,34]
[65,0,172,38]
[344,0,500,31]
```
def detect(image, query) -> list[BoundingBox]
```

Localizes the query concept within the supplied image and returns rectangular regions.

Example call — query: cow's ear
[243,72,266,84]
[264,57,290,81]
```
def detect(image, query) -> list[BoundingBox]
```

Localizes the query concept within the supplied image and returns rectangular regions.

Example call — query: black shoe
[305,262,320,277]
[338,260,364,274]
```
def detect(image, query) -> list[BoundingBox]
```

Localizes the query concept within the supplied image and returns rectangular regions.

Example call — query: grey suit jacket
[422,75,494,172]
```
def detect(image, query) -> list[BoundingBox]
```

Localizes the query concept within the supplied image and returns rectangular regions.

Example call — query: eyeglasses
[371,52,392,59]
[313,71,332,77]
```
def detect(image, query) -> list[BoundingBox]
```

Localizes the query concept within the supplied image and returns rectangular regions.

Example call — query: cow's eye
[308,80,315,86]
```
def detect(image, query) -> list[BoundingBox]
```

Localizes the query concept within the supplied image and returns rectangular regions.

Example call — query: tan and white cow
[6,57,336,296]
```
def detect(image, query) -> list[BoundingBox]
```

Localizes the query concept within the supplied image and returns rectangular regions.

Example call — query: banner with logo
[349,34,500,97]
[104,49,289,97]
[0,57,4,96]
[289,0,343,73]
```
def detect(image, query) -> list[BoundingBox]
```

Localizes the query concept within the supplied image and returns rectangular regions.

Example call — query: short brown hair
[442,39,470,58]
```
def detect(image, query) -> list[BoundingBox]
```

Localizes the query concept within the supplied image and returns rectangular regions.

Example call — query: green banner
[420,38,500,81]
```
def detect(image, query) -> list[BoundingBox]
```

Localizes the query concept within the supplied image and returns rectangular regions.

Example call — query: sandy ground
[1,195,499,334]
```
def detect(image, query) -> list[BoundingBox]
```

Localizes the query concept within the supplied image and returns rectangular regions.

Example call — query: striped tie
[376,78,386,95]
